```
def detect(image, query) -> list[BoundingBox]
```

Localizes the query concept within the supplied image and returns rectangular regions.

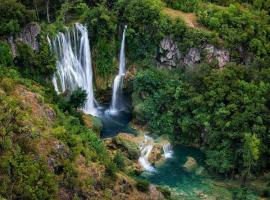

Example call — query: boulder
[148,144,163,165]
[204,44,230,68]
[149,184,165,200]
[184,48,201,66]
[158,37,181,69]
[112,133,141,160]
[18,22,41,51]
[182,156,198,172]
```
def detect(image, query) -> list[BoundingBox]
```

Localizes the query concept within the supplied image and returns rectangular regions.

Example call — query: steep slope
[0,67,160,200]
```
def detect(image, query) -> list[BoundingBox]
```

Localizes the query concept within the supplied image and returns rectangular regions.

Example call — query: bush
[136,179,150,192]
[69,88,88,109]
[165,0,199,12]
[0,42,13,66]
[113,151,126,170]
[0,0,34,36]
[14,35,55,83]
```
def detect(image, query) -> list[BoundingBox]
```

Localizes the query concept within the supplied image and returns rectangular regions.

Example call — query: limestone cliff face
[157,37,230,69]
[8,22,41,57]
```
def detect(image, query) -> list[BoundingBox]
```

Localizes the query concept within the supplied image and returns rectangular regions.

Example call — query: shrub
[136,179,150,192]
[165,0,199,12]
[0,42,13,66]
[0,0,35,36]
[68,88,88,109]
[113,151,126,170]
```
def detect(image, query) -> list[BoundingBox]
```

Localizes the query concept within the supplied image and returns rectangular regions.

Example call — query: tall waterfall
[110,25,127,113]
[163,143,173,159]
[139,135,156,172]
[50,23,97,116]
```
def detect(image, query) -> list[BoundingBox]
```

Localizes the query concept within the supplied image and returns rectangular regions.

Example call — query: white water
[49,23,97,116]
[139,135,156,172]
[110,25,127,113]
[163,143,173,159]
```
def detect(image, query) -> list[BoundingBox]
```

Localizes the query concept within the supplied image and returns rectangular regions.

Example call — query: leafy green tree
[0,0,35,36]
[68,87,88,109]
[0,42,13,67]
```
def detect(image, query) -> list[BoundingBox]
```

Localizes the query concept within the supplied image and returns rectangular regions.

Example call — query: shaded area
[99,107,133,138]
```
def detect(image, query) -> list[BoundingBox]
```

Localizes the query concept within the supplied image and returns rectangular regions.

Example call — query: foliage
[133,64,270,178]
[14,35,56,83]
[0,42,13,67]
[113,151,126,170]
[164,0,199,12]
[0,0,35,36]
[197,3,270,64]
[136,179,150,192]
[69,87,88,109]
[116,0,164,60]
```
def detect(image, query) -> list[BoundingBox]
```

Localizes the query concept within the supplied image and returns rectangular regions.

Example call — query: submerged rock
[182,156,198,172]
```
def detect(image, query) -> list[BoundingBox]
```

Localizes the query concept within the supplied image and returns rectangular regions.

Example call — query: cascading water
[139,135,156,172]
[49,23,97,116]
[110,25,127,113]
[163,143,173,159]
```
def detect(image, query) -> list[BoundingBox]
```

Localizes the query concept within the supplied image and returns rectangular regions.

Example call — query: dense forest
[0,0,270,199]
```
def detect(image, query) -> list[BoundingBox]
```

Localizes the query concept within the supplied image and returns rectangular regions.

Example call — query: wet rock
[182,156,198,172]
[112,133,141,160]
[158,37,181,69]
[148,144,163,165]
[184,48,201,66]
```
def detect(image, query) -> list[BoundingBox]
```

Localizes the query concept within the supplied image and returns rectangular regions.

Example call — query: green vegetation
[0,0,270,199]
[0,0,35,35]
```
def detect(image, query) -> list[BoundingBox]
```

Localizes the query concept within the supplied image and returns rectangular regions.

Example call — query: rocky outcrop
[204,44,230,68]
[184,48,201,66]
[183,45,230,68]
[158,36,181,69]
[18,22,41,51]
[182,156,198,172]
[7,22,41,57]
[157,37,230,69]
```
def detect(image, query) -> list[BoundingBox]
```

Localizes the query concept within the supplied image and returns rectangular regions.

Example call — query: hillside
[0,0,270,199]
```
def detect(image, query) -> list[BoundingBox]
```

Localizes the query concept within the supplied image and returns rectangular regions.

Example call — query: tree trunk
[46,0,50,23]
[34,0,40,21]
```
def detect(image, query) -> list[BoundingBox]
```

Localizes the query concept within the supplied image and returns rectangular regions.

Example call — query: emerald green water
[140,145,224,199]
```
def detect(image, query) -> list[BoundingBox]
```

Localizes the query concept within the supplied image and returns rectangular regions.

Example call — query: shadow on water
[97,95,135,138]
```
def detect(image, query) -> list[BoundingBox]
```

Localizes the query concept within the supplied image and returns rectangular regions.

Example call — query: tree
[68,88,88,109]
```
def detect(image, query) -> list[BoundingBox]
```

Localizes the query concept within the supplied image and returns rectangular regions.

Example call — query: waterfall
[139,135,156,172]
[49,23,97,116]
[163,143,173,159]
[110,25,127,113]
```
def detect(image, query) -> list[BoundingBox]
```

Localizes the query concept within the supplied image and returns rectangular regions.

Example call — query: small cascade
[163,143,173,159]
[110,25,127,113]
[139,135,156,172]
[49,23,97,116]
